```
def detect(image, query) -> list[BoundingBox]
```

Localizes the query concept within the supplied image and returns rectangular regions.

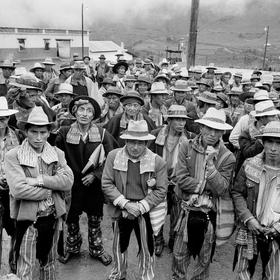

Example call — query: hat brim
[120,133,155,141]
[197,97,217,105]
[254,109,280,118]
[68,96,101,120]
[172,87,191,92]
[9,81,42,91]
[30,67,45,72]
[60,67,73,71]
[150,90,169,95]
[113,62,128,74]
[18,121,55,131]
[256,133,280,139]
[196,82,209,87]
[0,109,18,117]
[164,115,190,119]
[42,62,55,65]
[55,90,77,96]
[195,119,233,130]
[120,95,144,106]
[206,67,217,70]
[102,91,122,98]
[0,65,15,69]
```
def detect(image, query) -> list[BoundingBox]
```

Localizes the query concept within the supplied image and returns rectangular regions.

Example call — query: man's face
[259,115,278,126]
[118,66,126,75]
[174,91,186,103]
[169,118,187,133]
[234,76,242,84]
[124,102,141,118]
[201,125,224,146]
[0,116,9,129]
[20,89,39,108]
[125,81,134,89]
[215,74,222,80]
[230,95,240,106]
[199,84,207,92]
[106,94,120,110]
[59,93,72,107]
[151,94,164,106]
[244,101,254,114]
[83,58,90,64]
[99,58,105,63]
[138,82,149,93]
[75,103,95,125]
[251,79,258,86]
[243,84,251,92]
[44,65,52,71]
[263,137,280,163]
[62,69,73,78]
[34,69,44,79]
[126,140,147,159]
[223,74,231,83]
[2,68,14,79]
[73,69,84,79]
[26,125,50,153]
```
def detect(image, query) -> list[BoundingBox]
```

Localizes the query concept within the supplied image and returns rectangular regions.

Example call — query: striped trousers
[236,242,280,280]
[17,222,59,280]
[108,216,154,280]
[172,221,214,280]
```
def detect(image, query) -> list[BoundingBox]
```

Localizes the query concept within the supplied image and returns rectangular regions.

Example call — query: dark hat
[154,73,170,84]
[102,86,123,98]
[120,90,144,106]
[137,75,152,85]
[196,78,211,87]
[99,54,106,59]
[69,96,101,120]
[83,55,90,60]
[59,63,73,72]
[253,69,262,76]
[239,92,254,103]
[217,92,229,108]
[101,77,114,86]
[197,91,217,105]
[0,60,16,69]
[250,74,261,81]
[113,61,128,74]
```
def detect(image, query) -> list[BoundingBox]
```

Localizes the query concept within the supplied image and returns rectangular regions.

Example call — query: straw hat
[212,85,224,92]
[18,106,55,131]
[254,100,280,118]
[120,90,144,106]
[99,54,106,59]
[42,57,55,65]
[143,59,152,65]
[154,73,170,84]
[0,60,15,69]
[233,72,243,79]
[195,107,233,130]
[159,58,169,67]
[150,82,168,95]
[73,61,86,70]
[216,92,229,108]
[124,75,137,82]
[250,74,261,81]
[206,63,217,70]
[102,86,123,98]
[120,120,155,141]
[55,83,76,96]
[0,97,18,116]
[59,63,73,72]
[252,90,270,103]
[164,105,190,119]
[228,87,243,96]
[257,121,280,139]
[197,91,217,105]
[241,79,251,85]
[30,63,45,73]
[172,80,192,92]
[9,73,42,91]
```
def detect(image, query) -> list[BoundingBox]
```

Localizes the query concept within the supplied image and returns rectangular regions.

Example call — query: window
[17,38,26,50]
[44,39,50,50]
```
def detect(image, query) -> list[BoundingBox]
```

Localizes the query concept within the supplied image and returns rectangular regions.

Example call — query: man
[231,72,243,90]
[213,69,223,87]
[66,61,103,107]
[99,86,124,126]
[95,54,109,87]
[221,71,232,93]
[172,107,235,280]
[226,87,244,126]
[134,58,143,77]
[112,61,128,93]
[83,55,95,81]
[241,79,252,94]
[196,79,212,95]
[30,63,46,91]
[4,106,73,279]
[98,77,115,96]
[124,75,136,91]
[102,120,168,280]
[135,75,152,106]
[148,105,192,256]
[42,57,58,86]
[141,59,156,79]
[142,82,168,127]
[105,90,156,146]
[202,64,216,80]
[250,73,261,87]
[0,97,18,270]
[0,60,15,97]
[44,63,73,107]
[232,120,280,280]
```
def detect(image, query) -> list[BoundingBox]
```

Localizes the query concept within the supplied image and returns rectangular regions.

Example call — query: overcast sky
[0,0,254,29]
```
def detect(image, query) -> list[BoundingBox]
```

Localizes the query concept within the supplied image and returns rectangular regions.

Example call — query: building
[0,26,90,63]
[89,41,133,62]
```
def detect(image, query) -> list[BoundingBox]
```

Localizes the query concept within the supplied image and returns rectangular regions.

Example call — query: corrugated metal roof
[89,41,124,53]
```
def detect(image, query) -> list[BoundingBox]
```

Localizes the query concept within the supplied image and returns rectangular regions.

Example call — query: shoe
[58,252,79,264]
[91,251,112,266]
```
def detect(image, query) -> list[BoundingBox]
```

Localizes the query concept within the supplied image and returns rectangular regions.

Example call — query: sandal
[58,252,79,264]
[91,251,112,266]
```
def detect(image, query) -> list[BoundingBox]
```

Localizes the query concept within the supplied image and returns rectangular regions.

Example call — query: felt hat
[206,63,217,70]
[172,80,192,92]
[250,74,261,81]
[212,85,224,92]
[0,60,16,69]
[252,90,270,103]
[253,69,262,76]
[195,107,233,130]
[83,56,90,60]
[9,73,42,91]
[228,87,242,96]
[124,75,137,82]
[196,78,211,87]
[0,96,18,116]
[197,91,217,105]
[254,100,280,118]
[18,106,55,131]
[137,75,152,85]
[73,61,86,70]
[59,63,72,72]
[150,82,168,95]
[159,58,169,67]
[233,72,243,79]
[239,92,255,103]
[120,120,155,141]
[257,121,280,139]
[241,79,251,85]
[42,57,55,65]
[120,90,144,106]
[69,96,101,120]
[112,61,128,74]
[143,58,152,65]
[99,54,106,59]
[30,63,45,73]
[101,77,114,86]
[102,86,123,98]
[154,73,170,84]
[164,105,190,119]
[55,83,76,96]
[216,92,229,108]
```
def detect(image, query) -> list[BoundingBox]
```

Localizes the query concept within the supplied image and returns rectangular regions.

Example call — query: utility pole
[187,0,200,69]
[81,3,84,58]
[262,25,269,70]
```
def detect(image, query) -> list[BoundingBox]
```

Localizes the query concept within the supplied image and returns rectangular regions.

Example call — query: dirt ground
[1,210,262,280]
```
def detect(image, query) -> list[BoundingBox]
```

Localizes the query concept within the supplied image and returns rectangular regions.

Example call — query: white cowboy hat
[0,97,18,117]
[257,121,280,139]
[55,83,76,96]
[163,105,190,119]
[120,120,155,141]
[150,82,168,95]
[195,107,233,130]
[254,100,280,117]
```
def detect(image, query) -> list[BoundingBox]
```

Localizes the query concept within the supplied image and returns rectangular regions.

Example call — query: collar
[113,147,156,174]
[155,125,188,146]
[66,122,101,144]
[17,139,58,167]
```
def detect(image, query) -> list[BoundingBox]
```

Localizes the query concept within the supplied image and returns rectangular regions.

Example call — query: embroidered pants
[172,221,214,280]
[236,242,280,280]
[108,215,154,280]
[66,215,104,256]
[16,222,59,280]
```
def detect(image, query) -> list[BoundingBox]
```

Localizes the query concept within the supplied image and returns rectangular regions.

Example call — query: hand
[82,173,95,187]
[0,178,8,191]
[124,202,141,218]
[189,194,199,205]
[247,218,265,235]
[206,146,218,163]
[264,227,278,238]
[26,177,39,186]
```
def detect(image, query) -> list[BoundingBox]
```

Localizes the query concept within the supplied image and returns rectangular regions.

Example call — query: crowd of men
[0,53,280,280]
